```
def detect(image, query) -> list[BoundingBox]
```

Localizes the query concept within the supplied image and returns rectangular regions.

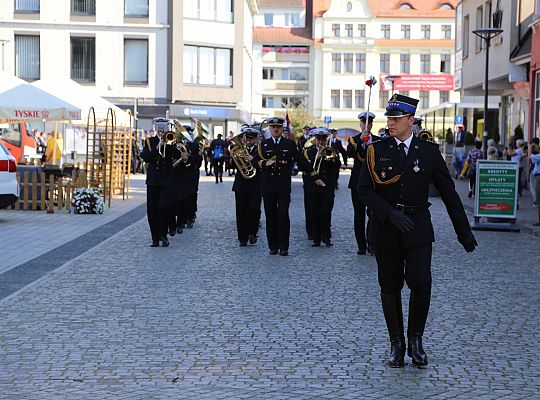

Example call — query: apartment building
[530,0,540,140]
[313,0,459,134]
[0,0,169,129]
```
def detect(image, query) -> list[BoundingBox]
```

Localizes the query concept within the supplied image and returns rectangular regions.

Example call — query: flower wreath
[71,188,105,214]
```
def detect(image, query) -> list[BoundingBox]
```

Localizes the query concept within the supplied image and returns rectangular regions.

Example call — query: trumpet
[312,137,337,174]
[229,133,256,179]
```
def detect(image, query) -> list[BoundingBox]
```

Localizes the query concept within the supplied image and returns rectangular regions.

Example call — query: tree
[277,105,316,138]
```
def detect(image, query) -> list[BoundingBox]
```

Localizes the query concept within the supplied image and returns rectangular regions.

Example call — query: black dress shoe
[312,241,320,247]
[357,249,366,255]
[168,227,176,237]
[408,336,428,367]
[388,338,406,368]
[239,241,247,247]
[150,241,159,247]
[186,222,194,229]
[322,237,333,247]
[177,227,183,235]
[249,234,257,244]
[269,249,278,255]
[160,237,169,247]
[307,234,314,241]
[279,250,288,256]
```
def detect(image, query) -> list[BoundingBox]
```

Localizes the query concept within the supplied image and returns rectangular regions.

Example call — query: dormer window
[400,3,413,9]
[440,3,454,9]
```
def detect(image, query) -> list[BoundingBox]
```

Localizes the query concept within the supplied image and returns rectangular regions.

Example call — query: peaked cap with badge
[358,111,376,121]
[384,94,419,117]
[267,116,285,126]
[308,126,331,137]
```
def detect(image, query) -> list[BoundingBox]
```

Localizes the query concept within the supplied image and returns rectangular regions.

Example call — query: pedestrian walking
[210,134,227,183]
[357,94,478,368]
[465,140,483,198]
[530,143,540,225]
[254,117,325,256]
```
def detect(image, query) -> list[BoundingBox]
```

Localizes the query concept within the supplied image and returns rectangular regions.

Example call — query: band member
[303,127,338,247]
[297,125,311,151]
[254,117,325,256]
[347,111,378,255]
[141,131,181,247]
[357,94,478,368]
[183,125,203,228]
[210,133,227,183]
[169,140,190,236]
[231,127,261,246]
[330,128,347,189]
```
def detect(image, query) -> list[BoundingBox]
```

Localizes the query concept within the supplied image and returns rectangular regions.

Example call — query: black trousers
[147,185,171,242]
[309,190,335,242]
[303,187,313,237]
[374,243,432,296]
[213,159,224,181]
[184,193,197,222]
[263,193,291,252]
[351,189,368,250]
[235,192,261,242]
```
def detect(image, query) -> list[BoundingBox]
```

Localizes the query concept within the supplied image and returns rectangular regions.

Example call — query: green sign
[474,160,518,219]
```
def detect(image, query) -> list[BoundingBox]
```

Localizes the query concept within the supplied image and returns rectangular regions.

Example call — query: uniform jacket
[347,133,380,189]
[141,136,180,187]
[297,135,309,152]
[232,144,261,194]
[330,137,347,167]
[357,135,472,248]
[302,146,338,192]
[255,136,318,194]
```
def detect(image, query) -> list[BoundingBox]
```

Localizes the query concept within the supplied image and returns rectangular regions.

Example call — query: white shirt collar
[394,134,413,149]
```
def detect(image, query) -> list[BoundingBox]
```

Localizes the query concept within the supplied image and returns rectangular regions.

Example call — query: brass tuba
[229,133,256,179]
[417,129,434,142]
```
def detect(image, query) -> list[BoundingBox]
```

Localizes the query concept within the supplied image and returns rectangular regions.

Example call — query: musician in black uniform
[183,125,203,228]
[168,139,190,236]
[329,129,347,189]
[255,117,325,256]
[347,111,378,255]
[303,127,338,247]
[231,127,261,246]
[297,125,311,151]
[141,132,181,247]
[357,94,478,368]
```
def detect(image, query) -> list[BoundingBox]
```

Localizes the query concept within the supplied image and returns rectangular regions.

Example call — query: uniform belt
[393,202,431,214]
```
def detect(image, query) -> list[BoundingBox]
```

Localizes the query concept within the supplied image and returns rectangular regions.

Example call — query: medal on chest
[381,170,386,179]
[413,159,420,173]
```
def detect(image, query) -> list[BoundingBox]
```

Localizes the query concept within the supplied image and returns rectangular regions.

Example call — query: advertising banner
[474,160,519,219]
[380,74,454,91]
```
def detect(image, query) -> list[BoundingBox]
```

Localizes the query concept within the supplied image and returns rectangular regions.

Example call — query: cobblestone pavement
[0,174,539,399]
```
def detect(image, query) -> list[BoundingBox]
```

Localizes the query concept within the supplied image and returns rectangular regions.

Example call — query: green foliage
[514,124,523,141]
[445,128,454,144]
[280,105,315,138]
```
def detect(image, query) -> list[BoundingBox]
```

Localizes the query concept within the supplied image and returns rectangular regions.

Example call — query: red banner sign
[380,74,454,91]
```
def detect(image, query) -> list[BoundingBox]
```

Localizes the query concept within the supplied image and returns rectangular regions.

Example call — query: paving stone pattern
[0,175,539,399]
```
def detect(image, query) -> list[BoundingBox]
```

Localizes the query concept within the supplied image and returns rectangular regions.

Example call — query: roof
[367,0,457,17]
[254,27,312,43]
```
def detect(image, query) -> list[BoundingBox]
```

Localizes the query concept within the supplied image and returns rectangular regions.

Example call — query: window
[125,0,148,17]
[71,37,95,83]
[400,90,409,97]
[355,53,365,73]
[124,39,148,84]
[332,53,342,73]
[380,53,390,73]
[381,24,390,39]
[484,1,492,28]
[332,24,340,37]
[379,91,388,108]
[440,54,451,73]
[71,0,95,15]
[290,68,308,80]
[280,69,289,80]
[264,13,273,26]
[331,90,340,108]
[463,15,470,57]
[15,35,39,80]
[344,53,353,73]
[355,90,365,108]
[262,96,274,108]
[343,90,352,108]
[440,91,450,103]
[345,24,353,37]
[400,54,410,74]
[285,13,300,27]
[358,24,366,38]
[183,45,232,86]
[419,91,429,108]
[420,54,430,74]
[440,3,453,9]
[262,68,274,80]
[15,0,39,12]
[400,3,413,9]
[401,25,411,39]
[442,24,452,39]
[421,25,431,39]
[476,6,483,52]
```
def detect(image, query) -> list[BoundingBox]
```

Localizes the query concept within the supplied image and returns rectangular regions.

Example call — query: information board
[474,160,519,219]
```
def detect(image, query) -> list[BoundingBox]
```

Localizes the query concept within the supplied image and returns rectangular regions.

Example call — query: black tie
[275,138,279,145]
[398,143,407,160]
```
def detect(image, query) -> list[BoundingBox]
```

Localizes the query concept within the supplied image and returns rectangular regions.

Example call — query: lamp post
[384,75,401,95]
[473,5,503,159]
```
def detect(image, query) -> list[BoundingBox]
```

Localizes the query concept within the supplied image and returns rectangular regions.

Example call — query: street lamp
[384,75,401,95]
[473,4,503,159]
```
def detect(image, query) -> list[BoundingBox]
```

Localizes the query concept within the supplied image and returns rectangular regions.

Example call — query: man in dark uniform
[182,125,203,228]
[210,133,227,183]
[231,127,261,246]
[347,111,378,255]
[330,128,347,189]
[357,94,478,368]
[255,117,325,256]
[303,127,339,247]
[141,130,181,247]
[297,125,311,151]
[168,138,190,237]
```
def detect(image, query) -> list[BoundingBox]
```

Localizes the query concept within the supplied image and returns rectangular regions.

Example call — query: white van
[0,141,19,209]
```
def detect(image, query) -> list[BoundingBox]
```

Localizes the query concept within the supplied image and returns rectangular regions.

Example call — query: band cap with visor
[358,111,376,121]
[267,116,285,126]
[384,94,419,117]
[308,126,331,137]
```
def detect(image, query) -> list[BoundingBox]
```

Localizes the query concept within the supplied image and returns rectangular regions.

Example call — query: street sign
[473,160,520,232]
[454,115,464,124]
[324,116,332,124]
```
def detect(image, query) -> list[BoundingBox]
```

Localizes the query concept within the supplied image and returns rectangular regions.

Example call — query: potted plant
[71,188,105,214]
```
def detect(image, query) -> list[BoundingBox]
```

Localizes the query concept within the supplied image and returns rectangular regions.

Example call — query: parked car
[0,141,19,209]
[0,121,36,162]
